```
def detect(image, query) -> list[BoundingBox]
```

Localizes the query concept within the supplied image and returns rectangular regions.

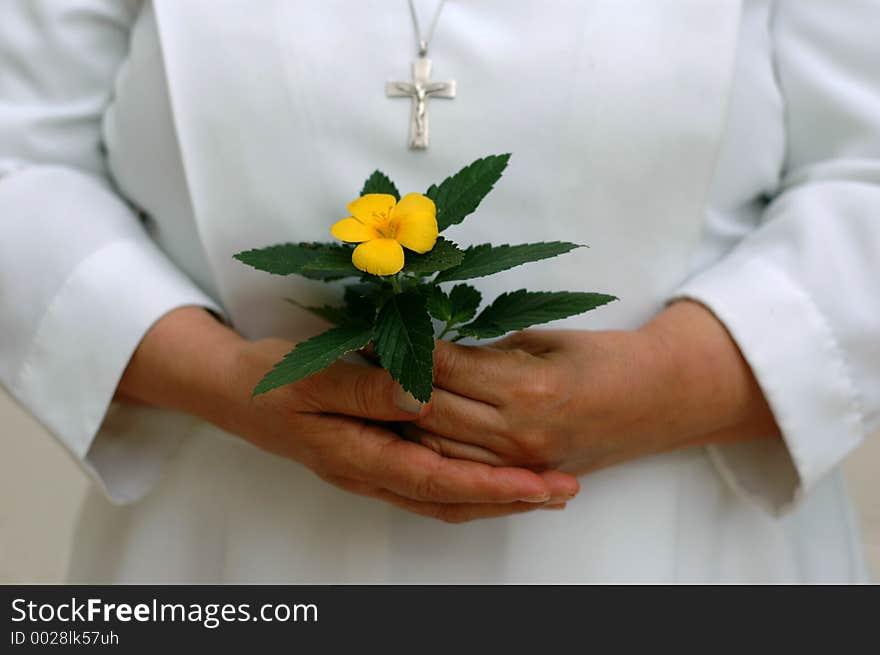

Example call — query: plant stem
[390,275,402,294]
[438,322,455,340]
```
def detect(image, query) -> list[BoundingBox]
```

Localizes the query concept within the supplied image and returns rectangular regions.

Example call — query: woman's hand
[403,300,781,474]
[117,307,579,522]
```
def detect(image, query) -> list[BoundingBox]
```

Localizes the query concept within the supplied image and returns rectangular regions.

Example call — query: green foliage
[343,283,386,321]
[429,284,483,324]
[457,291,618,339]
[360,170,400,200]
[402,237,464,275]
[299,245,363,280]
[373,291,435,402]
[252,325,374,396]
[233,242,360,280]
[425,286,452,322]
[448,284,482,324]
[236,153,618,398]
[426,154,510,231]
[435,242,583,283]
[285,299,348,326]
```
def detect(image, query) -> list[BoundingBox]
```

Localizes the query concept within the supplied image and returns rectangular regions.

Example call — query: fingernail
[522,492,551,503]
[393,383,426,415]
[541,503,567,510]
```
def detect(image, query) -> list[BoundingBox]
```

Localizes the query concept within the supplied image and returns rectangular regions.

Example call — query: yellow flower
[330,193,438,276]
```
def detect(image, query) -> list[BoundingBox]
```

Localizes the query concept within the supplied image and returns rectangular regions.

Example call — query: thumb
[303,360,430,421]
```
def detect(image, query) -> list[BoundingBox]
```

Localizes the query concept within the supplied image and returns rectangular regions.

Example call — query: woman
[1,0,876,582]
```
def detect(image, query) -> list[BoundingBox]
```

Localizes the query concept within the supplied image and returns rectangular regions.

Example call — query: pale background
[1,388,877,583]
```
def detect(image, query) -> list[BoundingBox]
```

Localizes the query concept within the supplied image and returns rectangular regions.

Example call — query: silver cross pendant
[386,57,456,150]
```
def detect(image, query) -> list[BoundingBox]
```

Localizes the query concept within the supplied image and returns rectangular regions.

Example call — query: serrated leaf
[448,284,482,324]
[234,242,360,280]
[360,170,400,200]
[374,291,435,402]
[425,286,451,321]
[426,154,510,231]
[285,299,349,326]
[233,243,320,275]
[402,237,465,275]
[253,325,374,395]
[457,290,617,339]
[434,241,584,283]
[300,244,362,280]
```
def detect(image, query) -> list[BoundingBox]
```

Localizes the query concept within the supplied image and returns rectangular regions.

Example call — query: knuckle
[496,331,532,352]
[350,371,380,417]
[518,428,559,465]
[292,375,323,411]
[519,369,559,403]
[432,343,458,380]
[419,434,446,457]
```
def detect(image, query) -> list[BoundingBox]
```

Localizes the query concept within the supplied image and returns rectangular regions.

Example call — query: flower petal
[347,194,397,227]
[330,217,379,243]
[392,193,438,253]
[352,238,405,276]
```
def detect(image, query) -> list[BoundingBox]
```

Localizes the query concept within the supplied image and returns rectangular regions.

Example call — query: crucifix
[386,56,456,150]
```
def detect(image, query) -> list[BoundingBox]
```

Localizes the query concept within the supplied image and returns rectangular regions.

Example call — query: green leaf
[425,286,451,321]
[300,244,362,280]
[374,291,435,402]
[426,153,511,231]
[344,283,388,323]
[434,241,584,283]
[448,284,482,324]
[285,299,349,326]
[457,290,617,339]
[360,170,400,200]
[253,325,374,396]
[233,243,321,275]
[402,237,465,275]
[233,242,361,280]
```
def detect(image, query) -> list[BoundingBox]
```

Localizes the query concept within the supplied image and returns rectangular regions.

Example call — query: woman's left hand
[403,300,781,475]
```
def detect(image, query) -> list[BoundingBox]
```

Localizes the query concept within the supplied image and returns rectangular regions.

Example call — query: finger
[412,388,511,453]
[300,359,429,420]
[376,491,548,523]
[401,427,580,502]
[432,339,525,404]
[342,426,553,503]
[536,469,581,500]
[332,478,547,523]
[402,425,508,466]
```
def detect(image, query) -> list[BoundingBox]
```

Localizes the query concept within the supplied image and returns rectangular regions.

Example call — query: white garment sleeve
[0,1,224,502]
[672,1,880,514]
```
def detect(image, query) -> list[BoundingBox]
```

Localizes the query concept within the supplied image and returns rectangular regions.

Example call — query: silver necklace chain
[408,0,447,57]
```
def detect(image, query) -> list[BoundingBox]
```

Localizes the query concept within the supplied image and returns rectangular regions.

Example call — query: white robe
[1,0,877,582]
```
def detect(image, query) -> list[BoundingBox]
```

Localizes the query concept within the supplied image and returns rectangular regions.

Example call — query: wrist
[118,307,246,419]
[209,336,297,434]
[639,300,779,446]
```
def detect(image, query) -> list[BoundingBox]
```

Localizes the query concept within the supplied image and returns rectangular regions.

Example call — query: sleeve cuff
[11,238,224,504]
[671,253,865,515]
[82,404,205,504]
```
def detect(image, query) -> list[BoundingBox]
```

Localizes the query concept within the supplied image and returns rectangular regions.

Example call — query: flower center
[372,210,399,239]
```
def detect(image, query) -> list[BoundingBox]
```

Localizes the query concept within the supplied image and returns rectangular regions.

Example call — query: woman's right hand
[117,308,579,522]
